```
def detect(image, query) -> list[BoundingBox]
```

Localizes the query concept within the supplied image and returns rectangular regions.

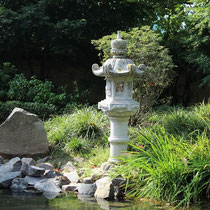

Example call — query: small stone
[34,179,61,193]
[112,177,126,198]
[94,177,114,199]
[24,176,46,186]
[37,156,51,164]
[73,157,85,163]
[77,183,96,197]
[21,157,36,165]
[38,162,54,170]
[21,158,36,175]
[62,183,80,192]
[0,157,22,175]
[43,170,62,178]
[61,161,76,172]
[64,171,80,183]
[0,171,22,188]
[100,162,114,172]
[83,177,94,184]
[91,167,103,179]
[10,178,28,191]
[26,165,45,177]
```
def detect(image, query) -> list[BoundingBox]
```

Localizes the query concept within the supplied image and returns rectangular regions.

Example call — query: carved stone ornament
[92,31,145,162]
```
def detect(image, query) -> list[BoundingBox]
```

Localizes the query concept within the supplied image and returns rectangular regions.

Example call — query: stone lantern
[92,31,144,162]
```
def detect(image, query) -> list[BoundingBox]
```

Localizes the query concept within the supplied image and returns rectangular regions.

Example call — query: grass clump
[44,106,109,157]
[114,103,210,208]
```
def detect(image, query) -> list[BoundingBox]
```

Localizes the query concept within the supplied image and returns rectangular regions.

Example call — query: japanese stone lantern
[92,31,144,162]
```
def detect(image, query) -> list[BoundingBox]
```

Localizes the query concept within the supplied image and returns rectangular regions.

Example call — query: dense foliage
[0,62,88,121]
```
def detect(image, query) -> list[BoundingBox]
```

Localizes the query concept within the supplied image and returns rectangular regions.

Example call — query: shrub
[0,62,17,101]
[0,62,90,119]
[92,26,176,124]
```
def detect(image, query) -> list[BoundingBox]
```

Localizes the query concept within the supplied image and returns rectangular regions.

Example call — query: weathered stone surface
[62,183,80,192]
[10,178,28,191]
[100,162,114,172]
[38,162,54,170]
[0,171,22,188]
[34,179,61,193]
[61,161,76,172]
[83,177,94,184]
[0,157,21,175]
[94,177,114,199]
[73,157,85,164]
[77,183,96,197]
[0,108,49,156]
[44,170,62,179]
[0,156,3,164]
[21,158,36,175]
[24,176,46,186]
[25,165,45,177]
[112,177,126,198]
[64,171,80,183]
[37,156,51,164]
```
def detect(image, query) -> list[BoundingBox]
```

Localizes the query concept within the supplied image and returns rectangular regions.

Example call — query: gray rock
[61,161,76,172]
[77,183,96,197]
[50,176,63,188]
[100,162,114,172]
[0,171,22,188]
[62,183,80,192]
[21,157,36,166]
[64,171,80,183]
[25,165,45,177]
[0,157,21,175]
[0,156,3,164]
[34,179,61,193]
[91,167,103,179]
[43,191,60,199]
[37,156,51,164]
[21,158,36,175]
[24,176,46,186]
[43,170,62,178]
[94,177,114,199]
[0,108,49,156]
[38,162,54,170]
[83,177,94,184]
[10,178,28,191]
[112,177,126,197]
[73,157,85,164]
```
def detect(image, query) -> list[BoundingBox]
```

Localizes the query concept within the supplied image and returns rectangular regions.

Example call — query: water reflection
[0,189,209,210]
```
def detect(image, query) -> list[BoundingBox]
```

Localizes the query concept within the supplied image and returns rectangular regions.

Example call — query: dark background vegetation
[0,0,209,106]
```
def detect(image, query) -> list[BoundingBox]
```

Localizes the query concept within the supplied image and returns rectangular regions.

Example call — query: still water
[1,190,209,210]
[0,189,161,210]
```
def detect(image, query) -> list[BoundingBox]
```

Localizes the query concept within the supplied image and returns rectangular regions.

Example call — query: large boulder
[0,108,49,156]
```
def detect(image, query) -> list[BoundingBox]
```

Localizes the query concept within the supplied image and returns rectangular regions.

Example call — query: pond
[0,189,161,210]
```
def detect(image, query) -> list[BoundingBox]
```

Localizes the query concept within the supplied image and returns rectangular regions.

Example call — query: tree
[183,0,210,86]
[0,0,158,79]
